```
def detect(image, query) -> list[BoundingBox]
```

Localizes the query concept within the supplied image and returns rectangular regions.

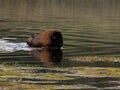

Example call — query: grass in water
[0,56,120,89]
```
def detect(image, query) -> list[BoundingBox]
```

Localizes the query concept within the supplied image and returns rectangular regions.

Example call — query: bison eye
[53,37,56,39]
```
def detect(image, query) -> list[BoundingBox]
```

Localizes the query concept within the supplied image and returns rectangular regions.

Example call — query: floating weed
[69,56,120,62]
[53,84,96,89]
[0,77,7,82]
[0,83,53,90]
[65,67,120,77]
[66,56,120,77]
[0,70,22,76]
[0,83,96,90]
[0,56,120,89]
[43,73,73,80]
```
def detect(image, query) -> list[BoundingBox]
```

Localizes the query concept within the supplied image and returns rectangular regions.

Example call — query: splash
[0,38,40,53]
[0,38,63,53]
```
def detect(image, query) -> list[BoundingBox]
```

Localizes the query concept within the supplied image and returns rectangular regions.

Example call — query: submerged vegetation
[0,56,120,89]
[69,56,120,62]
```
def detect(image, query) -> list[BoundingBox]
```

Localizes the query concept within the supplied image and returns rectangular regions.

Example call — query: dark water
[0,0,120,89]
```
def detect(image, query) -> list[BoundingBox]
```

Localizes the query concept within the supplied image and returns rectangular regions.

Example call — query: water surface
[0,0,120,89]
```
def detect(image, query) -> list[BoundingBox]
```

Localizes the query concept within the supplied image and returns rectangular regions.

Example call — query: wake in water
[0,38,63,53]
[0,38,41,53]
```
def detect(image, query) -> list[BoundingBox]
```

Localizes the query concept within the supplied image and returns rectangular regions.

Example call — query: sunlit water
[0,0,120,89]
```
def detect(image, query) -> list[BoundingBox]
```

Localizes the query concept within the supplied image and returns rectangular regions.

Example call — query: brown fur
[27,29,63,48]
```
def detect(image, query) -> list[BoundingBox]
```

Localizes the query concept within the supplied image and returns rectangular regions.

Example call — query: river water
[0,0,120,89]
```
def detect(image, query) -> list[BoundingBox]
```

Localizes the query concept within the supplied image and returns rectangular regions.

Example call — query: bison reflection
[31,49,63,66]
